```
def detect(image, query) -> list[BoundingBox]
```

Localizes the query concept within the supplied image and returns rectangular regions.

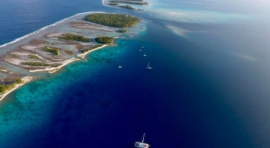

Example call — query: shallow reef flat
[0,12,145,101]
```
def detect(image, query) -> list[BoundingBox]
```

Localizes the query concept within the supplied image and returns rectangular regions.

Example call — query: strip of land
[78,44,107,58]
[109,0,148,5]
[0,12,141,101]
[104,0,149,11]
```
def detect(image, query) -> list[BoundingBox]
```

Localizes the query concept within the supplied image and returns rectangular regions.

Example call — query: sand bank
[45,32,64,39]
[29,58,80,74]
[70,22,113,32]
[29,39,49,45]
[30,44,107,73]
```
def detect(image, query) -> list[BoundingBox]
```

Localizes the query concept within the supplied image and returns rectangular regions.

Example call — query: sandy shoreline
[48,57,80,74]
[28,44,108,73]
[29,57,80,74]
[78,44,107,58]
[0,76,33,101]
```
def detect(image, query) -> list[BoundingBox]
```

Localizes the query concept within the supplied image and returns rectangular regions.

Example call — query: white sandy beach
[78,44,107,58]
[0,76,33,101]
[29,57,80,74]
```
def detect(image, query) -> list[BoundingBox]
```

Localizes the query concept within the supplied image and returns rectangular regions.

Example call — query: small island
[0,12,142,101]
[42,46,59,55]
[80,45,103,53]
[108,2,119,6]
[84,13,140,28]
[95,37,114,44]
[109,0,148,5]
[118,5,136,10]
[106,0,149,11]
[22,62,61,67]
[59,33,90,42]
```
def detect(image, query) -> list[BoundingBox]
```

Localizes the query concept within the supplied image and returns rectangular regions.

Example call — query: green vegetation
[95,37,114,44]
[0,79,24,95]
[80,45,103,53]
[109,0,148,5]
[22,62,61,67]
[118,5,135,10]
[15,79,23,84]
[108,2,119,6]
[84,13,140,28]
[59,33,90,42]
[42,46,59,55]
[28,55,43,61]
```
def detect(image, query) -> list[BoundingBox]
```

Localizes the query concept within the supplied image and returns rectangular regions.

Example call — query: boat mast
[142,133,145,143]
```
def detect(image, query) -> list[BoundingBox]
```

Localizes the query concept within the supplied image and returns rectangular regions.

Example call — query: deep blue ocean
[1,0,270,147]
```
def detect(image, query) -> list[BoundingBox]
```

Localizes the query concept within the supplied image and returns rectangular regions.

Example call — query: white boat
[143,53,147,57]
[142,46,144,48]
[118,64,123,69]
[134,133,150,148]
[139,49,142,51]
[146,62,153,70]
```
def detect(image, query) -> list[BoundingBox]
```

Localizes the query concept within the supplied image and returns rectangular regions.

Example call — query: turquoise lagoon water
[1,0,270,147]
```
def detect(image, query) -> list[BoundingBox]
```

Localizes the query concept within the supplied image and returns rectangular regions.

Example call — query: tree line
[95,37,114,44]
[0,79,23,95]
[22,62,61,67]
[42,46,59,55]
[80,45,103,53]
[59,33,90,42]
[84,13,140,28]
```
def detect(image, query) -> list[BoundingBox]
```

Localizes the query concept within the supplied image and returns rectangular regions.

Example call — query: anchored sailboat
[139,45,144,51]
[134,133,150,148]
[143,53,147,57]
[146,62,153,70]
[118,64,123,69]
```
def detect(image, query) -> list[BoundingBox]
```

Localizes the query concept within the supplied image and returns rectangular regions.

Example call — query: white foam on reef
[102,0,106,5]
[101,0,116,8]
[0,11,106,49]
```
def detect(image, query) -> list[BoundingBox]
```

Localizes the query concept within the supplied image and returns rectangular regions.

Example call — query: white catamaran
[134,133,150,148]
